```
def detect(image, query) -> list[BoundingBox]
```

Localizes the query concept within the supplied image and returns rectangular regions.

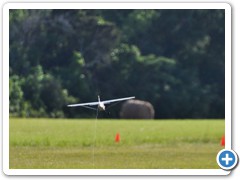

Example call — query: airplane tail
[98,95,100,102]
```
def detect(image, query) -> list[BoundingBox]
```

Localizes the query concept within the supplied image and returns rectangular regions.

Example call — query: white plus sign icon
[221,153,233,165]
[217,149,238,170]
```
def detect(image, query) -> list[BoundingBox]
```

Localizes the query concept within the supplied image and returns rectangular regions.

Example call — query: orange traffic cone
[115,133,120,143]
[221,135,225,146]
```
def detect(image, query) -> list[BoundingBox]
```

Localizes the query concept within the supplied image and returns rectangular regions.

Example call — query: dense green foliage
[9,9,225,118]
[10,118,224,168]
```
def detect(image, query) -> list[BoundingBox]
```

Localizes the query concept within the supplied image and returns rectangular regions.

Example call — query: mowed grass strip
[9,118,224,169]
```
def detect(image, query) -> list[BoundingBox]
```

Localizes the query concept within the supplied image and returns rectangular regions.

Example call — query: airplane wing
[67,101,99,107]
[102,96,135,104]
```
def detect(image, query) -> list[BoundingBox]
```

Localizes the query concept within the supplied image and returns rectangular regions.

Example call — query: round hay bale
[120,99,155,119]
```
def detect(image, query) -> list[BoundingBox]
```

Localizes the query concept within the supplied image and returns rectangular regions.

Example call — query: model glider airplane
[67,96,135,111]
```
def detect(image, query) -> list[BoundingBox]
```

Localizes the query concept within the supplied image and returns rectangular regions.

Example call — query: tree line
[9,9,225,119]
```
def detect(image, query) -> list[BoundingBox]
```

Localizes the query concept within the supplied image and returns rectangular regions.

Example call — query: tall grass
[10,118,224,147]
[9,118,224,169]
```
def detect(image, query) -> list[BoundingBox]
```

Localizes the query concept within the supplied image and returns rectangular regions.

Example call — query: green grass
[9,118,224,169]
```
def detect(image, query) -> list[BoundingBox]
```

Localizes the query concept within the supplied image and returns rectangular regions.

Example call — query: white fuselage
[98,102,105,111]
[98,96,105,111]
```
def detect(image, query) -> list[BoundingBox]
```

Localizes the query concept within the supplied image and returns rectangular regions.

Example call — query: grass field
[9,118,224,169]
